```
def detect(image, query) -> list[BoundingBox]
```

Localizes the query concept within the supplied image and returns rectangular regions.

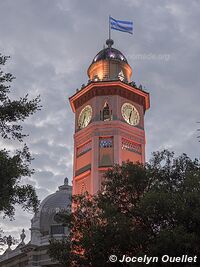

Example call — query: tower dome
[30,178,72,245]
[88,39,132,82]
[39,180,71,237]
[92,47,128,64]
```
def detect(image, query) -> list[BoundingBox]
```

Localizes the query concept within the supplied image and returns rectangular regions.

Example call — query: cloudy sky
[0,0,200,248]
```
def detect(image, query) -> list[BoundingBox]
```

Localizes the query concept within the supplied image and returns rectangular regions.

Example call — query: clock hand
[82,114,86,127]
[129,110,132,122]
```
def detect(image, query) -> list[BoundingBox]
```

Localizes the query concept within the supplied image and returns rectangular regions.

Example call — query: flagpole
[108,15,111,80]
[109,15,111,40]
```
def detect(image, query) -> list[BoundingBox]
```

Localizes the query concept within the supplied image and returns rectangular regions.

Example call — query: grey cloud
[0,0,200,250]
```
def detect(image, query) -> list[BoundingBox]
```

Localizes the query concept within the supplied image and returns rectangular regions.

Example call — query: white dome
[30,178,72,245]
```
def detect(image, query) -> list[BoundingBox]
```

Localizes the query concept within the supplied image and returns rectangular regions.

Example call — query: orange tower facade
[69,39,150,195]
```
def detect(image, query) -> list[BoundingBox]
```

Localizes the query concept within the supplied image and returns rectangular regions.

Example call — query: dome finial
[106,39,114,48]
[20,229,26,245]
[58,177,70,191]
[64,177,69,185]
[6,235,12,251]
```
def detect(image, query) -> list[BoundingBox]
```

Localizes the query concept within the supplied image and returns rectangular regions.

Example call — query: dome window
[50,224,65,235]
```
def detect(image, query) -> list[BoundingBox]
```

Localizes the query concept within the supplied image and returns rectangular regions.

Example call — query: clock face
[121,103,140,126]
[78,105,92,129]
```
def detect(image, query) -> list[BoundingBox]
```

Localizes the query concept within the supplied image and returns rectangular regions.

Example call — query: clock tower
[69,39,150,195]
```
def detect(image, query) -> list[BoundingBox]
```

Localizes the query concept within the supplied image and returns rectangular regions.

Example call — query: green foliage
[49,239,72,267]
[0,53,40,220]
[0,146,39,217]
[49,151,200,266]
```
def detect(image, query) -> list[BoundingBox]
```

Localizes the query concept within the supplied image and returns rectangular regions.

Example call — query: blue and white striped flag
[110,16,133,34]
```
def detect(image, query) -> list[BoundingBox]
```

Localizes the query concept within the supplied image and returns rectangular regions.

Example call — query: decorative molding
[120,131,145,144]
[75,164,91,177]
[74,86,146,111]
[69,81,150,112]
[77,141,92,157]
[95,130,117,136]
[99,137,113,148]
[75,135,92,146]
[74,170,91,181]
[122,138,142,154]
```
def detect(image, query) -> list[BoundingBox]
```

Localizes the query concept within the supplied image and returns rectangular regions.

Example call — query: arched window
[102,102,111,121]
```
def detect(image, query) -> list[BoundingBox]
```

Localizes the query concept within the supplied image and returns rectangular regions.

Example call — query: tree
[49,150,200,267]
[0,54,40,241]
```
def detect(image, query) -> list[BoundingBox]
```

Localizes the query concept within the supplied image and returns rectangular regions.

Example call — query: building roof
[92,39,128,64]
[92,47,128,64]
[0,178,72,266]
[38,177,72,236]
